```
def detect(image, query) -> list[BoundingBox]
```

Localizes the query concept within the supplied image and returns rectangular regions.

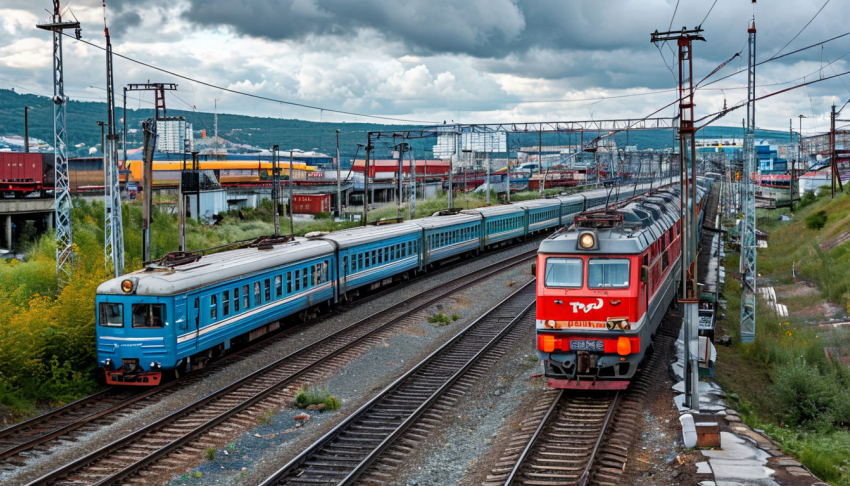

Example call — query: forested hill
[0,88,794,159]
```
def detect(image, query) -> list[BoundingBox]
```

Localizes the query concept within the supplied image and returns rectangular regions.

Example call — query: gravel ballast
[4,240,539,486]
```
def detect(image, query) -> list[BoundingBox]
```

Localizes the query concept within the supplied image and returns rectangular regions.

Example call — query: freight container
[0,153,45,195]
[292,194,331,214]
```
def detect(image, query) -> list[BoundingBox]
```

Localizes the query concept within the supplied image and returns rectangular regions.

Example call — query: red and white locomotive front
[535,202,680,389]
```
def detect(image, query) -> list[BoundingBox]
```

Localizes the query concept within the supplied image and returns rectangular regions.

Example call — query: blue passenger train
[96,179,673,385]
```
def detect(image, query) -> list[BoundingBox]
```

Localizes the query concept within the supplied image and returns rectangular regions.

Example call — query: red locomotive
[535,181,709,389]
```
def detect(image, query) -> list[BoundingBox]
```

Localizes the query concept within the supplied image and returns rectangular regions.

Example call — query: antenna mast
[740,15,757,343]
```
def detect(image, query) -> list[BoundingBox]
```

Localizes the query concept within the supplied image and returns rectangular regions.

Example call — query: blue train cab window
[210,295,217,320]
[99,302,123,327]
[264,279,271,301]
[234,288,240,312]
[223,291,230,316]
[254,282,262,304]
[242,285,249,308]
[275,275,282,297]
[132,304,165,328]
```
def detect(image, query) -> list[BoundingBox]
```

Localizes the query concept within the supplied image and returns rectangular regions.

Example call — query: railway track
[24,249,536,486]
[258,281,537,486]
[0,239,544,475]
[485,390,619,486]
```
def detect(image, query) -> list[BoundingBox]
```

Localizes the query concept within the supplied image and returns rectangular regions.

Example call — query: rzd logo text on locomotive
[569,298,604,314]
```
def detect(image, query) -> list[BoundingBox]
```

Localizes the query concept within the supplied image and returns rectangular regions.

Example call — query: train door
[192,296,200,348]
[639,254,649,318]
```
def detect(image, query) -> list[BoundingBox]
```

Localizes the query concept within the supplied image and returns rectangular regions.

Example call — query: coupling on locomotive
[94,179,676,386]
[535,179,711,389]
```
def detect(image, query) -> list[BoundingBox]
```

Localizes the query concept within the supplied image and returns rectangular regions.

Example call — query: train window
[588,259,631,289]
[302,268,309,288]
[275,275,282,297]
[264,279,271,301]
[365,252,370,268]
[287,272,293,293]
[295,270,301,291]
[210,295,218,320]
[99,302,124,327]
[255,282,262,304]
[234,288,240,312]
[384,247,389,262]
[358,253,364,270]
[544,258,583,288]
[391,245,395,260]
[378,249,383,264]
[243,285,249,308]
[371,250,376,265]
[194,297,200,328]
[343,257,348,275]
[132,304,165,328]
[223,291,230,317]
[662,250,669,271]
[313,265,319,285]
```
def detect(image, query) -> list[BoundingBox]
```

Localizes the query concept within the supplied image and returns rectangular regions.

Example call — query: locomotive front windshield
[544,258,583,288]
[588,258,630,289]
[132,304,165,328]
[99,303,124,327]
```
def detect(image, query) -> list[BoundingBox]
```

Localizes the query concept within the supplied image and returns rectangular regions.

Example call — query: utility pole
[651,25,705,411]
[272,145,280,236]
[37,0,80,281]
[123,87,127,169]
[790,119,795,211]
[336,129,341,215]
[449,129,456,209]
[141,119,156,262]
[289,150,294,235]
[396,141,405,218]
[362,135,372,226]
[830,104,843,198]
[538,131,544,196]
[24,107,30,153]
[797,114,806,207]
[740,18,758,343]
[103,4,124,277]
[486,147,491,205]
[214,99,218,160]
[409,150,416,219]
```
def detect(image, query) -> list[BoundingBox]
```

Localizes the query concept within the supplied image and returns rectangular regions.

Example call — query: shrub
[451,314,460,322]
[427,312,451,326]
[294,385,330,408]
[205,448,216,461]
[805,210,828,230]
[799,190,818,207]
[314,211,333,220]
[324,396,340,411]
[771,360,843,428]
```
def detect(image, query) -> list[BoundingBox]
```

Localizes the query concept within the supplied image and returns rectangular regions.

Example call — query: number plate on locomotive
[569,339,605,351]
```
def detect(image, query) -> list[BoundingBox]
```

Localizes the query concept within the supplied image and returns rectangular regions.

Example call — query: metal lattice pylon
[740,20,757,343]
[103,10,124,277]
[37,2,79,282]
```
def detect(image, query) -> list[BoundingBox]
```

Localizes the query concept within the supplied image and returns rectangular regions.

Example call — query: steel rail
[259,280,536,486]
[3,237,546,472]
[577,391,621,486]
[501,389,565,486]
[27,251,536,486]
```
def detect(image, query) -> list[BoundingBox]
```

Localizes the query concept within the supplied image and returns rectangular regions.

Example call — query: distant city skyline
[1,1,848,134]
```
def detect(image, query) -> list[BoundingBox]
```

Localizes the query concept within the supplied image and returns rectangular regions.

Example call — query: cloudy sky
[1,0,849,133]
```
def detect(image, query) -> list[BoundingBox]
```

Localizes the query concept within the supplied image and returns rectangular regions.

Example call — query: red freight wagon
[0,153,45,195]
[292,194,331,214]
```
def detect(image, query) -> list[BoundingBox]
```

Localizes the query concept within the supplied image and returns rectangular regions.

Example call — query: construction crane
[103,2,124,277]
[36,1,81,282]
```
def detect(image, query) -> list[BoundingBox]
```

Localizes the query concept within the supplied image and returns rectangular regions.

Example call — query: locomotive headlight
[121,279,134,293]
[579,233,595,249]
